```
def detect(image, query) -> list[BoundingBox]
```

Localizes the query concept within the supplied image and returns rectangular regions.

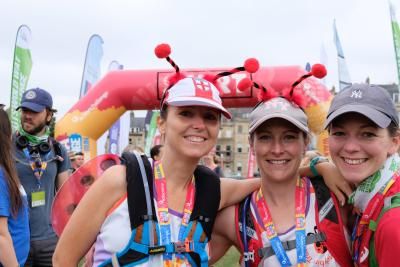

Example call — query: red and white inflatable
[55,66,332,157]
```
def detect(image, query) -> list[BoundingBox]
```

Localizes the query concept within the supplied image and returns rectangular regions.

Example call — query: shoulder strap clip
[258,232,326,258]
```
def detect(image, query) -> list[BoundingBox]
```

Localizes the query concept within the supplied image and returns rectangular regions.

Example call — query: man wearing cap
[69,151,84,174]
[13,88,70,267]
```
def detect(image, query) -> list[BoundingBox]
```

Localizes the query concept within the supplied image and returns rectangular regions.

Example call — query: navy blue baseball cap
[324,83,399,128]
[16,88,56,112]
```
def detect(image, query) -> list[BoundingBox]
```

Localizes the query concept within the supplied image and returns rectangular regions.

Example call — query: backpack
[236,176,353,267]
[99,152,221,267]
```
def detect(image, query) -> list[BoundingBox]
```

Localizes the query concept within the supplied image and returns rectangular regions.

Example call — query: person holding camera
[13,88,70,267]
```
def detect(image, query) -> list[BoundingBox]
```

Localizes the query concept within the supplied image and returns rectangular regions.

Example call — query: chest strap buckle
[243,251,255,262]
[173,239,193,253]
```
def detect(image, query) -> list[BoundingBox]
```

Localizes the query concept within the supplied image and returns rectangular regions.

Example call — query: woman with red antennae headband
[53,44,262,267]
[210,64,353,267]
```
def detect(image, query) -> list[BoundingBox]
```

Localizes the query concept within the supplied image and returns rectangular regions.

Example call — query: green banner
[10,25,33,131]
[390,3,400,84]
[144,111,160,154]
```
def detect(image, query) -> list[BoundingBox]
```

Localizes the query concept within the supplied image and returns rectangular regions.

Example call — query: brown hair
[388,122,399,137]
[0,109,22,216]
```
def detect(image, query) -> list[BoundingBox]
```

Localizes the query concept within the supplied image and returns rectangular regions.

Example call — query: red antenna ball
[155,43,171,58]
[244,58,260,73]
[238,78,252,91]
[311,64,327,79]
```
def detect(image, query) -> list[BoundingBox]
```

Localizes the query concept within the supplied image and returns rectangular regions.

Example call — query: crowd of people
[1,48,399,266]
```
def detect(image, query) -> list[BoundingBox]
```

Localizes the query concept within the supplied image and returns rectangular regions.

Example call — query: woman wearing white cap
[53,44,262,267]
[325,83,400,267]
[210,66,353,267]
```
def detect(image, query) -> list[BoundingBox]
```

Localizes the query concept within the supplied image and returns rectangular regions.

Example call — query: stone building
[128,112,146,151]
[216,108,252,178]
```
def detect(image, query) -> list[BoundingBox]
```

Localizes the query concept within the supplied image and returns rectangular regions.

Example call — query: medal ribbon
[352,171,400,264]
[254,177,307,267]
[154,161,196,266]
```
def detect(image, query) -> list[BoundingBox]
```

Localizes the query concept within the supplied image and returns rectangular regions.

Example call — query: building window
[237,162,242,172]
[237,144,242,153]
[216,145,221,151]
[226,152,231,157]
[226,145,231,151]
[224,130,233,138]
[238,125,243,134]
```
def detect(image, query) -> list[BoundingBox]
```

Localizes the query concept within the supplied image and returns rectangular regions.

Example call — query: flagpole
[389,1,400,85]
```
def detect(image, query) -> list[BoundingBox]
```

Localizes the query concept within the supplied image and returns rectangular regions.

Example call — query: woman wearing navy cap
[325,83,400,267]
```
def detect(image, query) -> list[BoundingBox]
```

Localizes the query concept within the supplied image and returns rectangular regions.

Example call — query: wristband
[309,156,329,177]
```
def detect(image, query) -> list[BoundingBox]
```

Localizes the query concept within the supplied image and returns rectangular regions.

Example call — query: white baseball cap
[162,77,232,119]
[249,97,309,134]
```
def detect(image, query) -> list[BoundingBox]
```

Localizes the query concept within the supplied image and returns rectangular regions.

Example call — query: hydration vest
[99,152,221,267]
[354,178,400,267]
[235,176,353,267]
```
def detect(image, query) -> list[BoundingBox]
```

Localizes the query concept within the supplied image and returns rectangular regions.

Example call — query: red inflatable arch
[55,66,332,158]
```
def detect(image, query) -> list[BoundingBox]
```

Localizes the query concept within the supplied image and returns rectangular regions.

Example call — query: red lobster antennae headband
[238,63,327,108]
[154,43,260,110]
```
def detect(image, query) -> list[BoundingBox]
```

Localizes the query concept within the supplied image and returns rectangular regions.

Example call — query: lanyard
[153,161,196,266]
[22,147,49,188]
[352,171,400,264]
[254,177,307,267]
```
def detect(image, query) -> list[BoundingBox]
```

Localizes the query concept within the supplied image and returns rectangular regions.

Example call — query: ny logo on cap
[350,89,362,99]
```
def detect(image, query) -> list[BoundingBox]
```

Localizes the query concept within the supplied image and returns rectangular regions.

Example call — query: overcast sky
[1,0,400,118]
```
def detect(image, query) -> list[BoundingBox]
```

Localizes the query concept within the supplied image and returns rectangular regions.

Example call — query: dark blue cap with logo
[324,83,399,128]
[16,88,56,112]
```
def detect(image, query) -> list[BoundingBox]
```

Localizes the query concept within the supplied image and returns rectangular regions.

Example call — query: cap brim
[166,97,232,119]
[249,113,309,134]
[16,102,46,113]
[324,104,392,129]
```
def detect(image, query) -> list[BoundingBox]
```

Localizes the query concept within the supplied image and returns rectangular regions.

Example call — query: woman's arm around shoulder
[209,205,239,264]
[53,164,127,267]
[219,178,260,210]
[300,161,353,206]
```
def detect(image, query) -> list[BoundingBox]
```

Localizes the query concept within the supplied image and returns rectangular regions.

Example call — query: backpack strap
[121,152,157,230]
[48,137,65,193]
[258,232,327,259]
[236,194,262,267]
[311,176,353,267]
[369,193,400,232]
[309,176,337,223]
[368,193,400,267]
[190,165,221,239]
[49,137,63,164]
[185,165,221,266]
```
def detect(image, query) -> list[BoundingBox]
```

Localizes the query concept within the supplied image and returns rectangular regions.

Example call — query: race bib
[31,191,45,207]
